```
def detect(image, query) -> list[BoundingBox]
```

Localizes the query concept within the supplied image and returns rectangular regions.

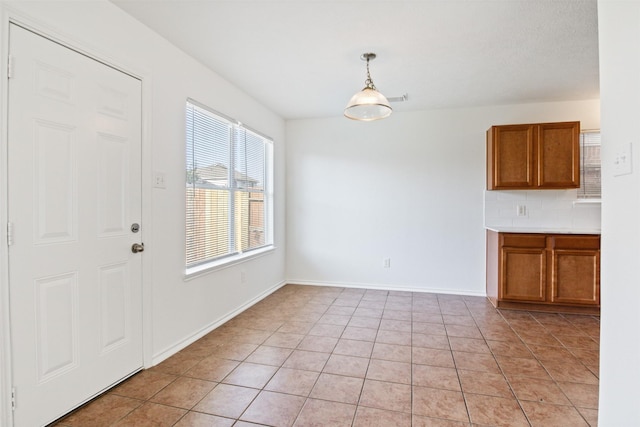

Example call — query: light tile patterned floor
[53,284,599,426]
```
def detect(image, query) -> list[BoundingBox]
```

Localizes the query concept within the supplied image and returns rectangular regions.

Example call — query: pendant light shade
[344,88,392,121]
[344,53,392,121]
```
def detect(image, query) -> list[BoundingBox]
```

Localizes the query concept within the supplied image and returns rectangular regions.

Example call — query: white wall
[286,100,599,295]
[597,1,640,424]
[0,0,286,369]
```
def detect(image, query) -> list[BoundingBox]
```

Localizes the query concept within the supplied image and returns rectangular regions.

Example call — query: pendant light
[344,53,392,121]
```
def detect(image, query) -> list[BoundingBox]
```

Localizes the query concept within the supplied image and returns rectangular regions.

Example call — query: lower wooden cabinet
[486,230,600,313]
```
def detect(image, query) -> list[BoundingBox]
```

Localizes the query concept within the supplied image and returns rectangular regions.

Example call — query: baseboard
[151,279,287,366]
[151,278,486,366]
[286,279,487,298]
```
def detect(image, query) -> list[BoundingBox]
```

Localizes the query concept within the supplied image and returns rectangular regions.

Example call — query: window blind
[186,100,272,268]
[578,131,601,199]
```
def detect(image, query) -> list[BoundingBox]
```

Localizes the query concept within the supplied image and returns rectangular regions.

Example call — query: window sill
[184,245,276,281]
[573,199,602,206]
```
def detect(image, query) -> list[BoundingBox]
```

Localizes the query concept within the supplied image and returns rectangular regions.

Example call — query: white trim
[187,97,274,142]
[151,280,286,366]
[3,12,146,82]
[573,199,602,205]
[285,280,488,298]
[185,245,276,280]
[184,100,275,272]
[0,9,154,425]
[152,278,485,368]
[0,7,13,427]
[140,68,154,370]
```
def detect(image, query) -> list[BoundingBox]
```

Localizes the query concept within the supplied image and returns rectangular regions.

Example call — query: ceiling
[110,0,599,120]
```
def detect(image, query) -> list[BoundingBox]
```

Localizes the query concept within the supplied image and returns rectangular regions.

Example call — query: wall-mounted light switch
[154,171,166,189]
[613,143,633,176]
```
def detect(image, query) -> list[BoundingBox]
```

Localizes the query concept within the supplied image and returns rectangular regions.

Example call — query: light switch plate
[153,171,167,188]
[613,142,633,177]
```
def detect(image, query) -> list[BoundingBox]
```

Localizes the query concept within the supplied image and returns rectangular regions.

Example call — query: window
[185,99,273,271]
[578,130,601,199]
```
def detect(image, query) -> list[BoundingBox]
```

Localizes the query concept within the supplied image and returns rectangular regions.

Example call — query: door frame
[0,9,154,427]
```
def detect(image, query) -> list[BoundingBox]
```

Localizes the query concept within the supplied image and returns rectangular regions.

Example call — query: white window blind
[578,131,601,199]
[186,100,273,269]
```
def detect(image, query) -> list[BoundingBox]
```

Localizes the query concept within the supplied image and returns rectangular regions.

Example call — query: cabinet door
[487,124,535,189]
[537,121,580,188]
[551,249,600,305]
[500,247,546,302]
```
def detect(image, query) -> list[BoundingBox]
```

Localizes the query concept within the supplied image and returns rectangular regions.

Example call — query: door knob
[131,243,144,253]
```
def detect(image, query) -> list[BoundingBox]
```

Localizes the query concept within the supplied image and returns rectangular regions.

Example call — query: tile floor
[53,284,600,426]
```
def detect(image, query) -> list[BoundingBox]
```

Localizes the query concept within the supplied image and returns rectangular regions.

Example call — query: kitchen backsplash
[484,190,601,231]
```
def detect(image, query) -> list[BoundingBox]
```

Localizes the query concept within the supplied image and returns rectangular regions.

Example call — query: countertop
[485,226,601,235]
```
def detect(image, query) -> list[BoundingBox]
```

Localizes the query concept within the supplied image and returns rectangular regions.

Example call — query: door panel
[552,249,600,305]
[8,24,143,426]
[35,272,79,381]
[500,248,546,302]
[537,121,580,188]
[97,133,129,236]
[34,120,77,243]
[489,124,535,188]
[100,262,130,352]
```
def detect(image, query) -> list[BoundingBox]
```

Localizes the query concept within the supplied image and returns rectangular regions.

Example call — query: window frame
[185,98,274,278]
[577,129,601,200]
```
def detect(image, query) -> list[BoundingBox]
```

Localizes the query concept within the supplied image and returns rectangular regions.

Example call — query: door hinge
[7,54,13,79]
[7,222,13,246]
[11,388,15,410]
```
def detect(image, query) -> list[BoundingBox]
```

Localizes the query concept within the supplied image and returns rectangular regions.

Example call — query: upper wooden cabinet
[487,121,580,190]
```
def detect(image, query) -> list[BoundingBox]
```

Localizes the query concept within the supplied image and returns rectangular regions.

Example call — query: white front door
[7,24,143,426]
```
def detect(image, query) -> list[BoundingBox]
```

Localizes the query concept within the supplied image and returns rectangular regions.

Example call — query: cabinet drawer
[501,233,546,249]
[553,235,600,250]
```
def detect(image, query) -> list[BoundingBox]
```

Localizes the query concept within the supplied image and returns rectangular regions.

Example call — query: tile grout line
[52,286,598,427]
[495,308,597,426]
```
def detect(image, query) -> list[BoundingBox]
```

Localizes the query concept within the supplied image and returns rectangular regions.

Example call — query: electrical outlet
[516,205,527,217]
[383,258,391,268]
